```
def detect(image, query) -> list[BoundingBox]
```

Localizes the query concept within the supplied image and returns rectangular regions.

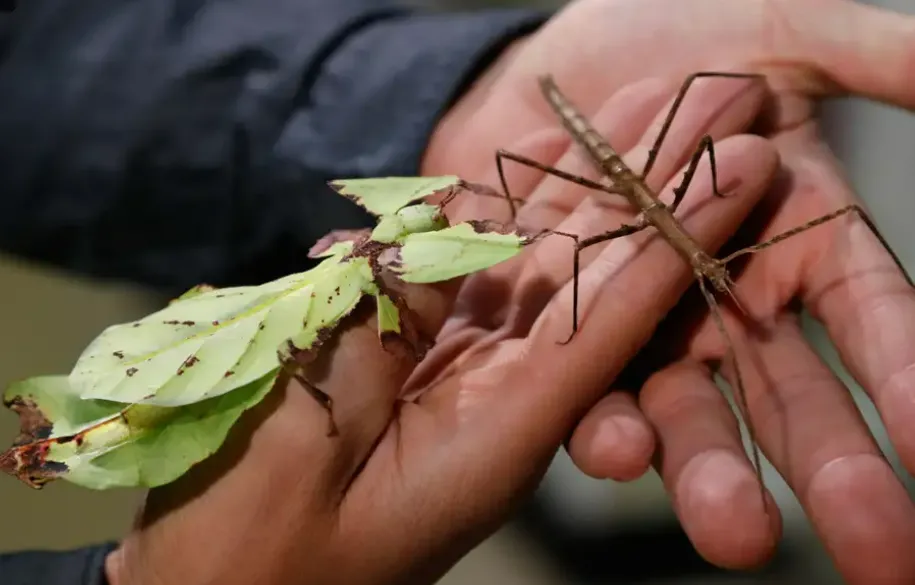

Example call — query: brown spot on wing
[176,355,200,375]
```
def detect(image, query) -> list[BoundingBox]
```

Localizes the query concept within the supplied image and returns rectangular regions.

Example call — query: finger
[744,131,915,478]
[566,390,654,481]
[712,316,915,584]
[685,281,915,582]
[814,251,915,477]
[639,359,780,568]
[762,0,915,110]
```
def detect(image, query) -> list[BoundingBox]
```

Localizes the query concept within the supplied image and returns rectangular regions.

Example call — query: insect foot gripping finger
[278,348,338,437]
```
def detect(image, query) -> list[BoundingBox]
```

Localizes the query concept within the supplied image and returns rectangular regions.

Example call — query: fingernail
[678,450,751,513]
[808,454,915,585]
[595,415,643,449]
[877,362,915,470]
[676,449,775,568]
[592,415,652,479]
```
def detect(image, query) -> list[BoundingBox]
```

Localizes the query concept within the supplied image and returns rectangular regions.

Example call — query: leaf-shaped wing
[387,221,528,283]
[68,254,372,407]
[284,257,375,357]
[0,374,274,489]
[329,176,461,217]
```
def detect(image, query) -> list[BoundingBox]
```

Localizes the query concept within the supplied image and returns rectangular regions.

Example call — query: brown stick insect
[491,72,915,506]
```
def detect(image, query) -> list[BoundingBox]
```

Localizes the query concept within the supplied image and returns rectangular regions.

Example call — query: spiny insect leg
[719,204,913,287]
[278,348,338,437]
[494,149,628,218]
[669,135,726,215]
[697,277,767,511]
[558,218,650,345]
[641,71,765,181]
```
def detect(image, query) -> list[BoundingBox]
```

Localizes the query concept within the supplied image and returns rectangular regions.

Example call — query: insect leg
[494,149,629,211]
[277,344,338,437]
[641,72,765,181]
[559,218,650,345]
[668,135,726,216]
[719,204,913,287]
[438,180,525,221]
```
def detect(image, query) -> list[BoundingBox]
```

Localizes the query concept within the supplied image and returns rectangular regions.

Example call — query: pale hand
[422,0,915,582]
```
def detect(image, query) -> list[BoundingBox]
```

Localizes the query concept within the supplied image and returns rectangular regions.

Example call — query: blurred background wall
[1,1,914,583]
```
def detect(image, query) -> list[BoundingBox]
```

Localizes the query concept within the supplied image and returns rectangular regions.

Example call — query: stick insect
[493,71,914,505]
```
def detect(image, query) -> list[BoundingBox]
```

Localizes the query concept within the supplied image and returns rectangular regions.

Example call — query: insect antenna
[721,273,751,318]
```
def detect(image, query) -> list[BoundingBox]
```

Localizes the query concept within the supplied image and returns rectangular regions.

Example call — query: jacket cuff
[0,542,117,585]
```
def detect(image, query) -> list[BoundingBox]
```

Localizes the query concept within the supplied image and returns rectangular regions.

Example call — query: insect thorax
[370,203,448,243]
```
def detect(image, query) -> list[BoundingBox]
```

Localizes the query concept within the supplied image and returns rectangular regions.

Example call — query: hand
[104,84,776,585]
[421,0,915,581]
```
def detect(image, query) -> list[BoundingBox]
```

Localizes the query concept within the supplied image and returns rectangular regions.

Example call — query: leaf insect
[493,72,915,507]
[1,176,585,489]
[64,177,568,433]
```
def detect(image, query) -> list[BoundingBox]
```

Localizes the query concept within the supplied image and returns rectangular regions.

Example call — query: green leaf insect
[1,175,572,490]
[0,373,273,489]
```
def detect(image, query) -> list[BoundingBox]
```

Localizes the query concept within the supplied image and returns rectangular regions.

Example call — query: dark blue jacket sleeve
[0,0,546,294]
[0,542,116,585]
[0,2,547,584]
